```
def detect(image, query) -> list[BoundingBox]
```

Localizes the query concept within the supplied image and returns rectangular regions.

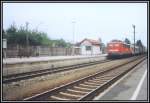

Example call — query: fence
[4,45,81,58]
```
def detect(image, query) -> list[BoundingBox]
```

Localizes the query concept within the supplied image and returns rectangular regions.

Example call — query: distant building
[76,38,102,55]
[3,39,7,58]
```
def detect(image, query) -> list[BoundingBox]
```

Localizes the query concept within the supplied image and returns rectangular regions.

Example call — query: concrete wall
[5,45,81,58]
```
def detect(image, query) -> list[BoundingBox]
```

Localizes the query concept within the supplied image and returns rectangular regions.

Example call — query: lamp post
[36,22,43,31]
[72,20,76,55]
[132,24,135,54]
[26,22,29,57]
[26,22,29,47]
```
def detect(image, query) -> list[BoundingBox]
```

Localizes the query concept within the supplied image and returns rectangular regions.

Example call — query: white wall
[80,40,102,55]
[80,40,92,55]
[92,46,101,55]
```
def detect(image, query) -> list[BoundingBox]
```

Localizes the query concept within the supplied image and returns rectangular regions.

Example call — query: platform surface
[94,59,148,101]
[3,54,107,64]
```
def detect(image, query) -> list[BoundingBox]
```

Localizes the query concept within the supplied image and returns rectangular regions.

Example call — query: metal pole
[26,22,29,56]
[72,20,76,55]
[132,24,135,54]
[26,22,29,47]
[36,22,43,31]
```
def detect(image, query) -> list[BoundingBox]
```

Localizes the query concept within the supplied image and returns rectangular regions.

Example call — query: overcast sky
[3,3,147,47]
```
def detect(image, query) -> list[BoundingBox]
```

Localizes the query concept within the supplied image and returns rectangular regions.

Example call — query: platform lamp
[132,24,135,54]
[72,20,76,56]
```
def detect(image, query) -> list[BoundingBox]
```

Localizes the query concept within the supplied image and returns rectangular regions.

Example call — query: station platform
[94,59,148,101]
[3,54,107,65]
[3,54,107,76]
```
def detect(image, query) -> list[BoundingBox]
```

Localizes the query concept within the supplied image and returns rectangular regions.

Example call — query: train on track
[107,40,146,58]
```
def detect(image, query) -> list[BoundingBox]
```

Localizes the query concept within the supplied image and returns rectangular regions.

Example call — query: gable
[81,40,92,46]
[78,38,100,47]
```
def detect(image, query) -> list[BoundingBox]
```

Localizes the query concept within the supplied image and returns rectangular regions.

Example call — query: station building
[77,38,102,55]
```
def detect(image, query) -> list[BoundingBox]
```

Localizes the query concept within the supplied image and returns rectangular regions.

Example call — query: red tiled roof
[78,38,100,45]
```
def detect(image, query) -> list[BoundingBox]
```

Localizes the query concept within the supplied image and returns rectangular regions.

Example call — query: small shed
[77,38,102,55]
[3,39,7,58]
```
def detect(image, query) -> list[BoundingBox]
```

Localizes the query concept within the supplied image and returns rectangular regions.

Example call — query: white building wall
[80,45,91,55]
[80,40,102,55]
[92,46,101,55]
[80,41,92,55]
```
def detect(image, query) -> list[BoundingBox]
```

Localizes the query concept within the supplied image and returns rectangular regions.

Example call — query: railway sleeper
[50,95,71,100]
[67,89,89,95]
[51,93,76,100]
[88,79,101,83]
[84,81,101,86]
[95,76,113,79]
[88,79,104,83]
[59,92,82,99]
[93,78,111,81]
[73,86,94,91]
[88,80,107,85]
[79,83,98,88]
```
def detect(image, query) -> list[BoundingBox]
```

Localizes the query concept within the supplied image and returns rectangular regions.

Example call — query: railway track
[23,55,146,101]
[3,59,111,83]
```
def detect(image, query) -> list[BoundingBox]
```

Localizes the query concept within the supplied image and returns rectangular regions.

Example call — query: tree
[6,23,18,44]
[2,29,7,39]
[5,23,49,46]
[52,39,68,47]
[5,22,72,47]
[66,42,72,48]
[124,38,131,44]
[136,40,143,47]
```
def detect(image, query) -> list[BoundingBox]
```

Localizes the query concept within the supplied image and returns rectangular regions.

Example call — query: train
[107,40,146,58]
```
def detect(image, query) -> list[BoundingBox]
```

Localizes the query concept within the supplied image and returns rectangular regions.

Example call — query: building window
[86,46,91,51]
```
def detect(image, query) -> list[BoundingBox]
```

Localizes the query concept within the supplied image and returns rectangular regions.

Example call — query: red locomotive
[107,39,141,58]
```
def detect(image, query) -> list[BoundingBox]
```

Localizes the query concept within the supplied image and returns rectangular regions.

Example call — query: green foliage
[51,39,72,48]
[136,40,143,47]
[66,42,72,48]
[4,22,71,47]
[124,38,131,44]
[2,29,7,38]
[6,24,18,44]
